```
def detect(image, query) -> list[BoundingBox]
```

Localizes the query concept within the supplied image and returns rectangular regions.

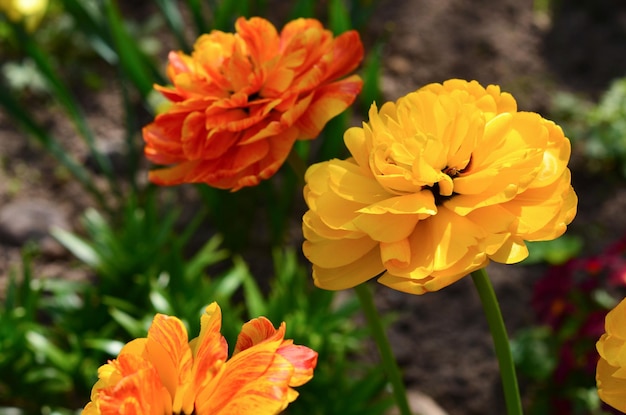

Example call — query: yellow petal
[312,246,385,290]
[302,234,378,268]
[597,358,626,412]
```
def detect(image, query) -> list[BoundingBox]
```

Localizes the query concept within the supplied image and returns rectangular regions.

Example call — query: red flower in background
[143,17,364,191]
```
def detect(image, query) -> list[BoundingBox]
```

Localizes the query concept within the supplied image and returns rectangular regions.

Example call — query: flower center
[428,156,472,206]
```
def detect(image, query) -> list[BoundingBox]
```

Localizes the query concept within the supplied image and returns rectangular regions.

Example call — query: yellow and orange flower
[143,16,363,191]
[597,297,626,412]
[302,79,577,295]
[83,303,317,415]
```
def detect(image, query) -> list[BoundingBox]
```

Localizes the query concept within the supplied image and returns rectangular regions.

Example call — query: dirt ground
[2,0,626,414]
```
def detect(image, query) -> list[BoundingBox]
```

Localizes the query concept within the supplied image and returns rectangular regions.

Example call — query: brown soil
[2,1,626,414]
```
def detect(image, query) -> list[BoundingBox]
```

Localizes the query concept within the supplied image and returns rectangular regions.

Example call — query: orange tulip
[83,303,318,415]
[143,17,363,191]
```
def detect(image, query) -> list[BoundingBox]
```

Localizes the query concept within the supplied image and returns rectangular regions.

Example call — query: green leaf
[102,0,160,97]
[61,0,119,63]
[50,226,100,268]
[289,0,315,18]
[317,111,350,161]
[186,0,209,35]
[510,326,556,381]
[82,338,125,356]
[525,235,584,265]
[212,264,247,300]
[237,258,267,318]
[211,0,242,31]
[149,287,174,315]
[108,308,147,339]
[328,0,351,35]
[360,42,383,109]
[26,331,77,373]
[155,0,191,51]
[185,238,230,282]
[10,22,117,191]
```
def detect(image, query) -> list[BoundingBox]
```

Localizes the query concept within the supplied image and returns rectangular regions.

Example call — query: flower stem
[354,283,412,415]
[470,268,523,415]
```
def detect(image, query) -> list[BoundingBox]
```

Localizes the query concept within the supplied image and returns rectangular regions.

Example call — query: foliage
[551,77,626,178]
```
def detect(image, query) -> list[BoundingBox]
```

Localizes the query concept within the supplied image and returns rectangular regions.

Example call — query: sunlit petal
[302,79,576,294]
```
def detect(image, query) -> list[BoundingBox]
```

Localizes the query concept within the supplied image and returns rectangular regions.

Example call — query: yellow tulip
[303,79,577,295]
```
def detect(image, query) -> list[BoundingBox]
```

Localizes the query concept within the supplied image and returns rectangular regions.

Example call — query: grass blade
[155,0,191,51]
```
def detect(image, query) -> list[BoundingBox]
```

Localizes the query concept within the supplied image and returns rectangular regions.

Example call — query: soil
[2,0,626,414]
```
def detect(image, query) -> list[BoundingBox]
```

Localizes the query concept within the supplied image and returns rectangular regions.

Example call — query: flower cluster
[143,16,363,191]
[302,79,577,295]
[83,303,317,415]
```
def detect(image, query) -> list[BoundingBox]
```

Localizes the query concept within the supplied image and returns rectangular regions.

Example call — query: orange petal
[195,350,293,415]
[235,17,279,69]
[276,343,317,387]
[295,76,363,139]
[322,30,364,83]
[143,314,193,401]
[93,354,171,415]
[233,318,283,355]
[148,160,203,186]
[182,303,228,414]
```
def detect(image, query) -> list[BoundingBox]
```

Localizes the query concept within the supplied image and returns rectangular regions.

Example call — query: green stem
[354,283,412,415]
[471,268,523,415]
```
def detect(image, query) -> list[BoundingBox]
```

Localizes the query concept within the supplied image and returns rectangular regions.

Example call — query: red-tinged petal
[236,17,279,69]
[201,130,240,161]
[237,113,284,145]
[154,84,186,103]
[143,132,185,165]
[195,351,293,415]
[295,76,363,139]
[204,106,251,131]
[322,30,365,83]
[167,51,191,79]
[148,160,203,186]
[181,111,209,160]
[223,126,298,190]
[233,318,283,355]
[90,354,171,415]
[276,343,318,387]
